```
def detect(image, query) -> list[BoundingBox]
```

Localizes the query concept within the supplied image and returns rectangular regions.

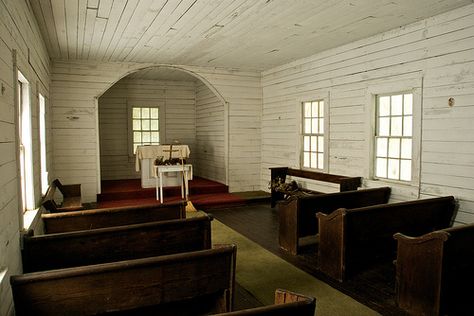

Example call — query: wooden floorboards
[208,202,409,316]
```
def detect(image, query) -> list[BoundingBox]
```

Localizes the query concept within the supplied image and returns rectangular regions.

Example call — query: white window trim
[297,92,330,173]
[127,100,165,157]
[365,77,422,189]
[39,93,48,195]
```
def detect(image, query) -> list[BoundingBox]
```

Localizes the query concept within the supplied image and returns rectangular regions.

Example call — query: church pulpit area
[96,176,246,210]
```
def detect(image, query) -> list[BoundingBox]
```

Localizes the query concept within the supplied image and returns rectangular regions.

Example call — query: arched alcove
[97,66,228,191]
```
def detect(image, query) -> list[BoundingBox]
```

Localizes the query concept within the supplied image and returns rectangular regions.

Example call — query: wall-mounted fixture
[448,97,455,107]
[66,116,80,120]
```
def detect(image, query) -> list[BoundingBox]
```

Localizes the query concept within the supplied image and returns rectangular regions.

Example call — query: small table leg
[159,172,163,203]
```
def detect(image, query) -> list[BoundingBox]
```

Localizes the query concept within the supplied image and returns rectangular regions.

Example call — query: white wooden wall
[0,1,51,315]
[261,4,474,224]
[99,78,196,180]
[195,82,225,183]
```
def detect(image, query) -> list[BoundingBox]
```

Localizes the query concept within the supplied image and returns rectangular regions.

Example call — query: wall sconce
[66,116,80,120]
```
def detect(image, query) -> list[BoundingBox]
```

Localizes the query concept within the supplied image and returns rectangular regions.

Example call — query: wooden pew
[22,215,212,272]
[41,200,187,234]
[279,187,391,254]
[41,179,83,212]
[317,196,456,282]
[11,245,236,316]
[394,223,474,316]
[214,289,316,315]
[270,167,361,207]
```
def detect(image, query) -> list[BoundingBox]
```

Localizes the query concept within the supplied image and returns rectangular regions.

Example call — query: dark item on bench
[22,215,212,273]
[41,179,83,212]
[317,196,456,282]
[394,223,474,316]
[279,187,391,254]
[11,245,236,316]
[41,200,186,234]
[213,289,316,315]
[269,167,361,208]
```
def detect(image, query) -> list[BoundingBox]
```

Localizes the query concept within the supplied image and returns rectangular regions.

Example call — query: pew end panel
[42,179,83,213]
[278,197,300,255]
[11,245,237,316]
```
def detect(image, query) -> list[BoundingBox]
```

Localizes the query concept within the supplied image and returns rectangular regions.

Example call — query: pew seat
[41,179,83,213]
[394,223,474,316]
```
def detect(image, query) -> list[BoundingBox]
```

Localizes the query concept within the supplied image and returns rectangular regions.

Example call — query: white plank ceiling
[30,0,473,70]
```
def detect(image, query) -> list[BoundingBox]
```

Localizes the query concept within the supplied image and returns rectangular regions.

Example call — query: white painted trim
[224,101,229,186]
[94,97,101,194]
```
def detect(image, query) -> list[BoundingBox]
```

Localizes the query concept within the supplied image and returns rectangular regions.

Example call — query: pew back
[395,224,474,316]
[22,215,212,273]
[318,196,456,281]
[41,201,186,233]
[11,245,236,316]
[278,187,391,254]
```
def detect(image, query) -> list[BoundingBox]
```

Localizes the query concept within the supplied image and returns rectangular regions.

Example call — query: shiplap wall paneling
[195,82,225,183]
[261,4,474,223]
[98,78,196,180]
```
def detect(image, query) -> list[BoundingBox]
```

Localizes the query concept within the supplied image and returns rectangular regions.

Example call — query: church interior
[1,0,474,315]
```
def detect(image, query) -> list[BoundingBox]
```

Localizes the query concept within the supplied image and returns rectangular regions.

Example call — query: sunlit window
[375,93,413,181]
[131,107,160,154]
[302,100,324,170]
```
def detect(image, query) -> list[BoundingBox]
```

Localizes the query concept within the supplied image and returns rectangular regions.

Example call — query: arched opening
[96,66,228,197]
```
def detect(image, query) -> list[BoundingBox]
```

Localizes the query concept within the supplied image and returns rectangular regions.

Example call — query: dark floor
[207,202,409,316]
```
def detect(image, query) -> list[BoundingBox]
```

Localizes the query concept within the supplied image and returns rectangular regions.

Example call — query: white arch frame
[94,65,229,194]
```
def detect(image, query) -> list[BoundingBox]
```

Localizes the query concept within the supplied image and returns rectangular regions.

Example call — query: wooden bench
[22,215,212,272]
[11,245,236,316]
[215,289,316,315]
[270,167,361,207]
[41,200,187,234]
[317,196,456,282]
[41,179,83,212]
[394,223,474,316]
[279,187,391,254]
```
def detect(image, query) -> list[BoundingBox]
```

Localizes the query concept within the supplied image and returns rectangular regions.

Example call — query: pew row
[41,200,187,233]
[279,187,391,254]
[317,196,456,282]
[214,289,316,315]
[11,245,236,316]
[394,223,474,316]
[42,179,83,212]
[22,215,212,273]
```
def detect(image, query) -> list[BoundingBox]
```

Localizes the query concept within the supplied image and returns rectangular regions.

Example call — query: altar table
[154,164,193,203]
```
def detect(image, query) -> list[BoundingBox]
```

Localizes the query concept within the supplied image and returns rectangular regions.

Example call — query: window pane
[403,116,412,136]
[133,119,141,130]
[142,132,151,143]
[312,102,318,118]
[401,139,412,159]
[319,101,324,117]
[376,137,388,157]
[379,117,390,136]
[310,153,317,168]
[376,158,387,178]
[305,119,311,133]
[311,136,317,151]
[391,117,402,136]
[133,132,141,143]
[388,158,400,179]
[133,108,141,119]
[391,95,403,115]
[142,108,150,119]
[312,119,318,134]
[319,118,324,133]
[318,153,324,169]
[151,120,159,130]
[318,136,324,152]
[142,120,150,130]
[304,102,311,117]
[404,94,413,115]
[304,136,310,151]
[388,138,400,158]
[400,160,412,181]
[151,108,159,118]
[151,132,159,143]
[379,96,390,116]
[303,152,310,168]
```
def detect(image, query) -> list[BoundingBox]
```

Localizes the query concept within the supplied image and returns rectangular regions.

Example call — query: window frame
[127,101,165,157]
[39,93,48,195]
[298,93,329,173]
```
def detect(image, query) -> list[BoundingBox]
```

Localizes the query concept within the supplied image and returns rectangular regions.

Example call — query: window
[375,92,413,181]
[131,106,160,154]
[302,100,324,170]
[18,71,34,212]
[39,93,48,195]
